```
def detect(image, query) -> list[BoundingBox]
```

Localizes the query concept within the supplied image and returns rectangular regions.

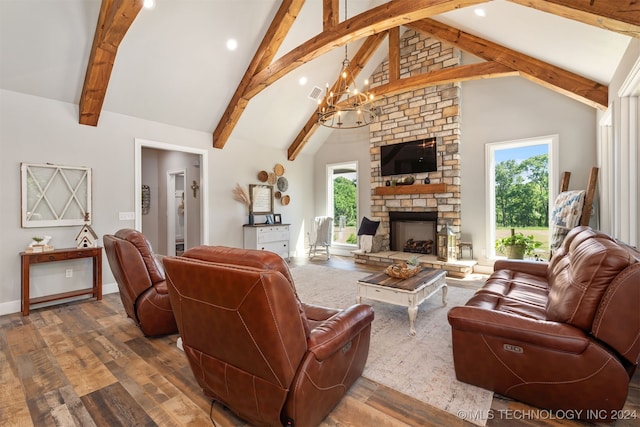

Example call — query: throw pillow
[357,217,380,236]
[550,190,586,252]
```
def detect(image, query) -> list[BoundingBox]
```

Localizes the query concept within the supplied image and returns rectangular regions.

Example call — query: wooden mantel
[374,183,448,196]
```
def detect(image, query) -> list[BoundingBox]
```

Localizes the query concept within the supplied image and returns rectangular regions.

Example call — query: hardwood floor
[1,255,637,426]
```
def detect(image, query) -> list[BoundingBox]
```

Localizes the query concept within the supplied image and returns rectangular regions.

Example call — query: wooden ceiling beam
[287,32,387,160]
[288,61,514,160]
[388,27,401,82]
[213,0,306,148]
[506,0,640,38]
[215,0,486,151]
[323,0,339,30]
[407,18,608,109]
[79,0,143,126]
[368,61,518,99]
[246,0,486,99]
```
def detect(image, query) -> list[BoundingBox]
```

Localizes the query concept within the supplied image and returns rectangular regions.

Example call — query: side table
[20,247,102,316]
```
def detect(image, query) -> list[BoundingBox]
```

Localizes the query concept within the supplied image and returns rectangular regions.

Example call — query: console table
[20,247,102,316]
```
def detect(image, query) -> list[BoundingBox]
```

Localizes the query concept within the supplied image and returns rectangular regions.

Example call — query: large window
[486,136,558,259]
[327,162,358,246]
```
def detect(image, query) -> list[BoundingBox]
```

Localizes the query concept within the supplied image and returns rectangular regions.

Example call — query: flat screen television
[380,137,438,176]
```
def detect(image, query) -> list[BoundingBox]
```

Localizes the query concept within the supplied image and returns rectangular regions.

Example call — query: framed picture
[273,213,282,224]
[21,162,92,228]
[249,184,273,215]
[265,214,274,224]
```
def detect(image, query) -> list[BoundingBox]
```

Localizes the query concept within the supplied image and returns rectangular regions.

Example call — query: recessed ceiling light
[226,39,238,51]
[143,0,155,9]
[299,77,308,86]
[474,8,486,17]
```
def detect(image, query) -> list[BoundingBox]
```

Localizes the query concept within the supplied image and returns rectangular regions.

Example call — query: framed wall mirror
[21,163,92,228]
[249,184,273,215]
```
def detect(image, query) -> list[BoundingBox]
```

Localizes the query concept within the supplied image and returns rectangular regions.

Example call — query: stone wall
[368,29,461,248]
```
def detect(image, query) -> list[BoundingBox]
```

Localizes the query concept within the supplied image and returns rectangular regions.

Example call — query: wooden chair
[308,216,333,259]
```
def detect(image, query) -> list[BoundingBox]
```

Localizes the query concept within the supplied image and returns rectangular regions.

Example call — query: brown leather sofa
[163,246,374,427]
[448,226,640,420]
[103,229,178,336]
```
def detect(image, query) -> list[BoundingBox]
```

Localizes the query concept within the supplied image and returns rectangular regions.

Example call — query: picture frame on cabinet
[249,184,274,215]
[273,214,282,224]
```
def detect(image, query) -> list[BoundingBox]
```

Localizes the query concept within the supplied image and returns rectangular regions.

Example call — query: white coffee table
[356,268,447,335]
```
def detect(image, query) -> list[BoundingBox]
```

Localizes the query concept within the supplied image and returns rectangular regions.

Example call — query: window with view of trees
[327,162,358,246]
[487,137,557,259]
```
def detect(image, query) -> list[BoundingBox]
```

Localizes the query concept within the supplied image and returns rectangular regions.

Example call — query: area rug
[291,264,493,426]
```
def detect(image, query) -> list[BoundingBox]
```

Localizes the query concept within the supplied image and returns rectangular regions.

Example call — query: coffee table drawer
[358,285,410,305]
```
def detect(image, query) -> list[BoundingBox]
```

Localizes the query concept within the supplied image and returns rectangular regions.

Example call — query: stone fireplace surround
[352,30,476,278]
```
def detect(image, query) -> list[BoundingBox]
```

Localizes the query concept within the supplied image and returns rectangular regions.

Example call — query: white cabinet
[243,224,290,260]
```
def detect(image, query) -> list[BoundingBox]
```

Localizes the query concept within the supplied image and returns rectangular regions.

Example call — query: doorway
[135,138,209,254]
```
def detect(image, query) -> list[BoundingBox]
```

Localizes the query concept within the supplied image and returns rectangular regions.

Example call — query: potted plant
[495,229,542,259]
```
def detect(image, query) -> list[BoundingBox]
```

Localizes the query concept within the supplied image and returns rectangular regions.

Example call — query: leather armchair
[163,246,374,427]
[448,226,640,420]
[103,229,178,336]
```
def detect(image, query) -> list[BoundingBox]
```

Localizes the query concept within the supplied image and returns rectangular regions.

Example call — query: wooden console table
[20,247,102,316]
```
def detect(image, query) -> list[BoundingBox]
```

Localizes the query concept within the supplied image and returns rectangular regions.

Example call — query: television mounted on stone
[380,137,438,176]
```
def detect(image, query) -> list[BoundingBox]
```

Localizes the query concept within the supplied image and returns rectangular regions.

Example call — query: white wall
[0,90,313,314]
[316,74,598,265]
[313,127,372,232]
[602,39,640,246]
[459,75,597,264]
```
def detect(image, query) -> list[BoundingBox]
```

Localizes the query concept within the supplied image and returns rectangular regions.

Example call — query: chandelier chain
[316,0,381,129]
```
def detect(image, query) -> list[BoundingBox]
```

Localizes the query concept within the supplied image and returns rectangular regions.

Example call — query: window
[486,136,558,259]
[327,162,358,246]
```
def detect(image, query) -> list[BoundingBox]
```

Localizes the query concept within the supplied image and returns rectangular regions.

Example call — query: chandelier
[317,1,379,129]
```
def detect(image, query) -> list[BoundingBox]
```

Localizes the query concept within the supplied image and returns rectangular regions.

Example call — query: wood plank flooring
[1,255,638,426]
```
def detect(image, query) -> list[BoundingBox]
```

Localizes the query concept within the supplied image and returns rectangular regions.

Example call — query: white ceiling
[0,0,632,155]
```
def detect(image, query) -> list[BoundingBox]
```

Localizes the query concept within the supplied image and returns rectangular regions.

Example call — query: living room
[1,1,639,426]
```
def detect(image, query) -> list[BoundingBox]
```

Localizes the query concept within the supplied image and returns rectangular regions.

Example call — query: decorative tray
[384,262,421,279]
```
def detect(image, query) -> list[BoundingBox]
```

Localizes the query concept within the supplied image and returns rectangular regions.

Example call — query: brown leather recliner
[448,226,640,420]
[163,246,374,427]
[103,229,178,336]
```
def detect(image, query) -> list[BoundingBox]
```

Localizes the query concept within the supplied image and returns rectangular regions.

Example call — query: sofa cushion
[465,269,549,320]
[547,227,633,331]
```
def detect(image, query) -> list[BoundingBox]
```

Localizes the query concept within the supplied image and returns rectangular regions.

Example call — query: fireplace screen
[389,211,438,254]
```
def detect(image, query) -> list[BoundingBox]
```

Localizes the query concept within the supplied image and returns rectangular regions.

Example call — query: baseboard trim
[0,282,119,316]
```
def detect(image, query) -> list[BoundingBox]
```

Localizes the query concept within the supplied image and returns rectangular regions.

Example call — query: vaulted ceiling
[1,1,638,159]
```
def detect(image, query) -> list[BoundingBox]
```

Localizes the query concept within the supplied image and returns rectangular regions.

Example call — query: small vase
[248,213,255,225]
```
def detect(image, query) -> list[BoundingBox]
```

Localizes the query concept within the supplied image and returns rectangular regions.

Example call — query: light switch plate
[119,212,135,221]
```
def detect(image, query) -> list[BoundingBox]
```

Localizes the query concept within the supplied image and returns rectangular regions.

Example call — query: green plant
[346,233,358,244]
[407,256,419,266]
[495,229,542,259]
[32,237,44,243]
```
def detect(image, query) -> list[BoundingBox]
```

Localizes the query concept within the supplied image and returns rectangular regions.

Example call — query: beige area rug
[291,264,494,426]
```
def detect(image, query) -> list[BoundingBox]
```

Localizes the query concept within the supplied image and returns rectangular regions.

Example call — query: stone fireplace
[353,30,471,277]
[369,29,461,247]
